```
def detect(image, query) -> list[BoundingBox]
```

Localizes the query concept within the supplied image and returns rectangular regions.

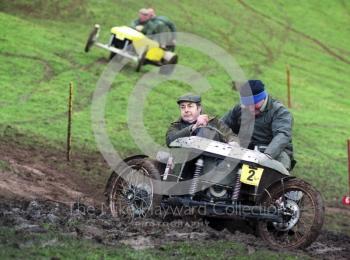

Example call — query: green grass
[0,1,349,258]
[0,0,349,212]
[0,227,308,259]
[325,210,350,236]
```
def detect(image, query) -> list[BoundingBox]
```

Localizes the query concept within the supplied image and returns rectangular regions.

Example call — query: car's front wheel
[84,24,100,53]
[107,158,161,222]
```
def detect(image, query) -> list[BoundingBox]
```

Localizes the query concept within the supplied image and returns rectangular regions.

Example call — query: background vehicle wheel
[107,158,161,222]
[257,178,324,250]
[84,24,99,53]
[159,54,178,75]
[136,49,147,72]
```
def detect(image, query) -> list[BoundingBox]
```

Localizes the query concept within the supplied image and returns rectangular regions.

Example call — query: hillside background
[0,0,350,258]
[0,0,349,205]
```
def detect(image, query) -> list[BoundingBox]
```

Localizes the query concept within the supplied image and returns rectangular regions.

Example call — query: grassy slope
[1,0,349,200]
[0,0,349,258]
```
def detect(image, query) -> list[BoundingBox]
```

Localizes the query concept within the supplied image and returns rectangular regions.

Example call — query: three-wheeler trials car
[105,127,325,250]
[84,24,178,74]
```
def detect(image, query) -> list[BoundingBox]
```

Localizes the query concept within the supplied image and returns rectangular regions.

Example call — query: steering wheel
[194,125,227,142]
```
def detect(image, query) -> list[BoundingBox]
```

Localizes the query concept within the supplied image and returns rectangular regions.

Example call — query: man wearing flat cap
[222,80,294,170]
[166,94,238,146]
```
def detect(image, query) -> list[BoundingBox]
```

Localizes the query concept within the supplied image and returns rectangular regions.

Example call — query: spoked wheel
[257,178,324,250]
[108,159,161,222]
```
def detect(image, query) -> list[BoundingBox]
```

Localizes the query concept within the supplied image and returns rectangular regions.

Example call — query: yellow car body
[85,24,177,74]
[111,26,165,62]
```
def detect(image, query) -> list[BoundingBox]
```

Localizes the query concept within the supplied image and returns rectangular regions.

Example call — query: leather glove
[135,25,144,32]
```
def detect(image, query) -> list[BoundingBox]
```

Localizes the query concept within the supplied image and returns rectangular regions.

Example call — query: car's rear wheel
[159,53,178,75]
[257,178,324,249]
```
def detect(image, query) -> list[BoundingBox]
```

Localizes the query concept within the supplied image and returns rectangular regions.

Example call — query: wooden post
[348,139,350,196]
[342,139,350,205]
[286,65,291,108]
[67,82,73,161]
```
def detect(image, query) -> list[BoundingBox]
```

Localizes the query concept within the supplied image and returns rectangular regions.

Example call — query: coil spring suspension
[231,169,242,201]
[189,158,204,195]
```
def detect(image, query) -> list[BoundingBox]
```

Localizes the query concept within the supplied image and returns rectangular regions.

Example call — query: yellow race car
[84,24,178,74]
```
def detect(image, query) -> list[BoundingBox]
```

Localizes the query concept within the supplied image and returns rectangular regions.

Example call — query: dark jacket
[221,96,293,159]
[166,116,238,147]
[131,16,176,44]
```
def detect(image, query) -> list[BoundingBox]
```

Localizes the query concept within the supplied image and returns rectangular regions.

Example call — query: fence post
[67,82,73,161]
[348,139,350,196]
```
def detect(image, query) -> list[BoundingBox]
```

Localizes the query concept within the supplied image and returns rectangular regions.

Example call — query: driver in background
[131,8,176,51]
[166,94,238,147]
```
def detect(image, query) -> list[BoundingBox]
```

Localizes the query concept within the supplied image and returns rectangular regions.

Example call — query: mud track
[0,132,349,258]
[0,199,349,259]
[0,128,107,205]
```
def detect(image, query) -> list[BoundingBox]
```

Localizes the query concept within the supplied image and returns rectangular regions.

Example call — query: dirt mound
[0,126,108,205]
[0,160,92,204]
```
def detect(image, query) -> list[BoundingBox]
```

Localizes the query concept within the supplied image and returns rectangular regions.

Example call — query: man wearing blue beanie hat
[222,80,295,170]
[239,80,267,109]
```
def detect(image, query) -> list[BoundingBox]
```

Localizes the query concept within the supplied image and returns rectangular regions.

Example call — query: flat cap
[177,94,201,104]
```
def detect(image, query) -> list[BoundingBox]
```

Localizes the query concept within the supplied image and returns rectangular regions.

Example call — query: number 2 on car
[240,164,264,186]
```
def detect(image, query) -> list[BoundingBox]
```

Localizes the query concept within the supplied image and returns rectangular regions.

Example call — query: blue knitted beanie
[239,80,267,105]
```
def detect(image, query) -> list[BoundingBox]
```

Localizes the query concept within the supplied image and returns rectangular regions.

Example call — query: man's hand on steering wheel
[192,114,209,131]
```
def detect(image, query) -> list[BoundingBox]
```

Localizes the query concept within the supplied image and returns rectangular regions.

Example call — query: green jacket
[166,116,238,147]
[131,16,176,45]
[221,95,293,159]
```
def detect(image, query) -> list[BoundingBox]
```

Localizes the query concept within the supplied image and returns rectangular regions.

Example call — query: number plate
[240,164,264,186]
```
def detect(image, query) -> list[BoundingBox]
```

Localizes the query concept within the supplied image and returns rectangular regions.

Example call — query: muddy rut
[0,133,349,258]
